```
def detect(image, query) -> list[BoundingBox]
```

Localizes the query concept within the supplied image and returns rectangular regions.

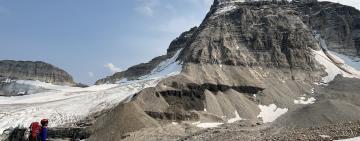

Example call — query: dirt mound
[88,102,160,141]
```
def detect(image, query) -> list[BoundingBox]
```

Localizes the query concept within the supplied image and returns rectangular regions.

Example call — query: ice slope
[137,49,183,81]
[314,38,360,84]
[0,49,183,135]
[329,51,360,70]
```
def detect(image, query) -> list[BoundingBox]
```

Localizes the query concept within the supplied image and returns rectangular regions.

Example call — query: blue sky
[0,0,359,85]
[0,0,213,84]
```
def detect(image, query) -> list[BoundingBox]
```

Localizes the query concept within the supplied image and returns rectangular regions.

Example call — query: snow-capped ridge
[130,49,183,82]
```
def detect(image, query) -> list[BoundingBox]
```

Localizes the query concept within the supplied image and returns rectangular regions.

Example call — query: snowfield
[0,49,183,135]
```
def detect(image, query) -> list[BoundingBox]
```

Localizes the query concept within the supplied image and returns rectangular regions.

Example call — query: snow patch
[257,104,288,123]
[319,135,331,139]
[192,122,224,128]
[311,88,315,94]
[335,136,360,141]
[313,49,360,83]
[17,91,26,95]
[294,96,316,105]
[227,110,242,123]
[216,5,237,14]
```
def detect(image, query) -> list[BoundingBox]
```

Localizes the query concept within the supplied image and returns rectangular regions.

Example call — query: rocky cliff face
[0,60,74,85]
[181,0,319,70]
[296,1,360,57]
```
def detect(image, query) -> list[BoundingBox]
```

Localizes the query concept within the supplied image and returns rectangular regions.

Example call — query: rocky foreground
[179,120,360,141]
[5,119,360,141]
[265,121,360,141]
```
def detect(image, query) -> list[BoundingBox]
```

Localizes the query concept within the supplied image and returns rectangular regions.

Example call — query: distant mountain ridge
[0,60,75,85]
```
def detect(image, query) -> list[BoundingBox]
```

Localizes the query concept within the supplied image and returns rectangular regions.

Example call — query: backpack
[29,122,41,139]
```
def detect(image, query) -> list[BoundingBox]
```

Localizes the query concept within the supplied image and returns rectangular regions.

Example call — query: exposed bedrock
[180,2,320,70]
[0,60,75,85]
[296,1,360,57]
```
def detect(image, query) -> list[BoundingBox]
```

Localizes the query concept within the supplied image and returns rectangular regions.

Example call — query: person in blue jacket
[40,119,48,141]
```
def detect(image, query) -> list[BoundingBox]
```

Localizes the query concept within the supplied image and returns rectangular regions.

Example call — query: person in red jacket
[28,122,41,141]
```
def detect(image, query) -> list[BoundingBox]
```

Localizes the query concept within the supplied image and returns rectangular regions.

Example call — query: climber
[28,122,41,141]
[40,119,48,141]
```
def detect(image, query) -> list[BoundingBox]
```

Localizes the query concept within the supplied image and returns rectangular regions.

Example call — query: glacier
[0,49,183,136]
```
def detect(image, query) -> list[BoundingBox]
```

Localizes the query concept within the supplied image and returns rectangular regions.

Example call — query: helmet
[41,119,49,126]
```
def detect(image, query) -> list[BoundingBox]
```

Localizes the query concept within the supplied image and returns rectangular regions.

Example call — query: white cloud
[157,16,201,34]
[88,72,94,77]
[187,0,213,7]
[135,0,159,16]
[182,0,213,9]
[104,63,122,74]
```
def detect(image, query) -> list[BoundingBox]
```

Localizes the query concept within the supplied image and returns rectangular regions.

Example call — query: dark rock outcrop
[0,60,75,85]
